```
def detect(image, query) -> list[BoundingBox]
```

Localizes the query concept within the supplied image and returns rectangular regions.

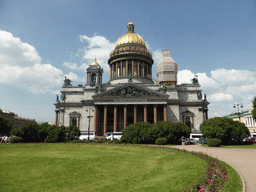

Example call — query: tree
[44,125,66,143]
[38,123,51,142]
[200,117,250,145]
[11,122,39,142]
[252,96,256,120]
[156,121,191,144]
[66,125,80,140]
[0,115,13,136]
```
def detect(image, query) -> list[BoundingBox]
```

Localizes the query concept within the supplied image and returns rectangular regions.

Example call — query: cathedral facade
[54,21,209,136]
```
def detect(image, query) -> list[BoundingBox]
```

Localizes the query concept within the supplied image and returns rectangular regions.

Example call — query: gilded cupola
[108,21,154,85]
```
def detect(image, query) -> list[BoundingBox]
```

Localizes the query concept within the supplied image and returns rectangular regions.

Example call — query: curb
[169,145,246,192]
[227,163,246,192]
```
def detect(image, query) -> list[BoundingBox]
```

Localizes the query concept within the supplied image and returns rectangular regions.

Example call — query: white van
[105,132,123,141]
[79,132,97,140]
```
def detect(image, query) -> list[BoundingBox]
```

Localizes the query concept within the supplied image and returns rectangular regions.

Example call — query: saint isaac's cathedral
[54,21,209,136]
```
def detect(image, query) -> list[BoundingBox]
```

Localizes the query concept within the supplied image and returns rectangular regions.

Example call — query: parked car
[79,132,97,140]
[105,132,123,141]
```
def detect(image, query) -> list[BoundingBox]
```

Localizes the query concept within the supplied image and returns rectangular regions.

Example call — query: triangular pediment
[93,83,169,99]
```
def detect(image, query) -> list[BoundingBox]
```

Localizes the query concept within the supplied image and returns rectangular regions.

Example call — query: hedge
[207,138,222,147]
[155,138,167,145]
[10,136,23,143]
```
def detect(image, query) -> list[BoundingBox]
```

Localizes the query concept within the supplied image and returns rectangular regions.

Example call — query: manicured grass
[0,143,207,192]
[221,162,243,192]
[220,143,256,149]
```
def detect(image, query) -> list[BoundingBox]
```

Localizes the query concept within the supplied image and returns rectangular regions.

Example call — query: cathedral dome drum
[108,21,154,85]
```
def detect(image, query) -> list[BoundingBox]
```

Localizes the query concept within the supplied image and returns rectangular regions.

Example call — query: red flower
[200,188,205,192]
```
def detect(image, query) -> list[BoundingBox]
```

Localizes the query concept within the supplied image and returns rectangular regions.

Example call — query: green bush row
[121,121,191,145]
[9,136,23,143]
[207,138,222,147]
[10,123,80,143]
[155,138,167,145]
[200,117,250,145]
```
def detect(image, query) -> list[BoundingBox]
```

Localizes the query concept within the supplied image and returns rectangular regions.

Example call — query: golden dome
[115,21,146,47]
[116,33,146,47]
[91,58,99,65]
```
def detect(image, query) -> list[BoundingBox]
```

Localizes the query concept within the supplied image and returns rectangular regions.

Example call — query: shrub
[122,122,150,143]
[10,136,23,143]
[0,115,13,136]
[11,122,39,143]
[155,138,167,145]
[113,140,122,144]
[156,121,191,144]
[66,125,80,140]
[200,117,250,145]
[207,138,222,147]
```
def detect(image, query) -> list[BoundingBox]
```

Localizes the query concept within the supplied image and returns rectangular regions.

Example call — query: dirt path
[163,145,255,192]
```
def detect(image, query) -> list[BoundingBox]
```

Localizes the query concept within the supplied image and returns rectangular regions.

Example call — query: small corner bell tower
[86,58,103,86]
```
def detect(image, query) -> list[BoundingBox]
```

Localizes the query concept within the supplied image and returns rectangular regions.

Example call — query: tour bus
[190,133,202,143]
[79,131,97,140]
[105,132,123,141]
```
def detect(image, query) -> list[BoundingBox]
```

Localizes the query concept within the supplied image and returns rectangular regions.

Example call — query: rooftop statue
[56,95,59,102]
[63,76,72,87]
[61,92,66,102]
[191,75,199,85]
[95,85,99,93]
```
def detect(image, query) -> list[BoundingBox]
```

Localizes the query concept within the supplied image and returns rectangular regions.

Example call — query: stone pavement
[165,144,255,192]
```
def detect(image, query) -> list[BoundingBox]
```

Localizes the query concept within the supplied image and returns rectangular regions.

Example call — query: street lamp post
[233,103,243,122]
[86,109,94,140]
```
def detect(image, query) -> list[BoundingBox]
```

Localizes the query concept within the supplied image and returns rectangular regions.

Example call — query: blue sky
[0,0,255,123]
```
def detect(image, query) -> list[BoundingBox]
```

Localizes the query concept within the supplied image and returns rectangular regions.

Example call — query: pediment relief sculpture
[95,85,167,98]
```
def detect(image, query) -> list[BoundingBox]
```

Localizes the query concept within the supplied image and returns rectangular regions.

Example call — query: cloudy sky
[0,0,255,123]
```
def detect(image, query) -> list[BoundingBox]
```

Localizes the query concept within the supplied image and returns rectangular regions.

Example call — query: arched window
[71,118,77,126]
[91,74,96,84]
[185,117,191,128]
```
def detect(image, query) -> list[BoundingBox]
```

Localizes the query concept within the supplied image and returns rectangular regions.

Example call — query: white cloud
[208,93,234,102]
[176,68,255,118]
[0,30,63,94]
[79,34,116,72]
[65,72,80,82]
[63,62,77,70]
[177,69,195,84]
[0,30,41,66]
[152,49,162,64]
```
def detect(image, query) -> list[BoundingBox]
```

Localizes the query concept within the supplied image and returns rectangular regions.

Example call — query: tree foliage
[121,121,191,144]
[252,96,256,120]
[11,122,80,143]
[200,117,250,145]
[66,125,80,140]
[0,115,13,136]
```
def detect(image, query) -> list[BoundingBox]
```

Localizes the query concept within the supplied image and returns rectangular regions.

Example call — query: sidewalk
[165,145,255,192]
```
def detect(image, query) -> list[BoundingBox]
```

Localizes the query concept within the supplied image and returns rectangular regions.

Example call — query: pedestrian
[4,136,8,144]
[1,135,5,143]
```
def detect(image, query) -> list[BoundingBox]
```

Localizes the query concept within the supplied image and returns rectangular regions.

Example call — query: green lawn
[0,143,207,192]
[220,143,256,149]
[201,143,256,149]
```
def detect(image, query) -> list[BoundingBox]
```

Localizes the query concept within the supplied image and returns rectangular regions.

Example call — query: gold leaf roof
[115,21,146,47]
[91,58,99,65]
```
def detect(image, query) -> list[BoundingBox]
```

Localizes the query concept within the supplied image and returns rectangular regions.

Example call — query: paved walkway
[161,145,255,192]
